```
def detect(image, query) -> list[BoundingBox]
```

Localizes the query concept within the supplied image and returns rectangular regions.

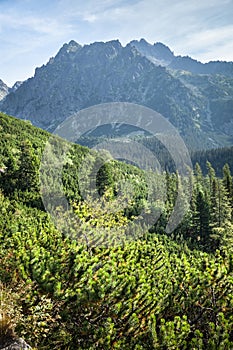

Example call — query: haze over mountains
[1,39,233,149]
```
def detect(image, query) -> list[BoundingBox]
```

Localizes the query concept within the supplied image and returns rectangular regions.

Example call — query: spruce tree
[222,163,233,205]
[195,186,210,242]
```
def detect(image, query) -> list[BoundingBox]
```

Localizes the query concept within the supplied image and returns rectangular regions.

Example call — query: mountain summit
[129,39,174,66]
[1,39,233,149]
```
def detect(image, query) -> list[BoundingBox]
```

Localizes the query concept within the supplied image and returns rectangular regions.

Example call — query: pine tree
[96,162,114,197]
[210,178,231,229]
[15,140,41,208]
[222,163,233,205]
[206,161,216,195]
[0,147,18,195]
[195,186,210,242]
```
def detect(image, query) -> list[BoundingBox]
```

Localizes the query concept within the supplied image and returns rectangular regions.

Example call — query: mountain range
[1,39,233,150]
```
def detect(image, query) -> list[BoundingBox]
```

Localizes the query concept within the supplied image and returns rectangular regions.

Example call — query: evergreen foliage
[0,113,233,349]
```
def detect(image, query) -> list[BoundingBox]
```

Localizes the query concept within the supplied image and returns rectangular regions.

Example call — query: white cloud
[83,14,98,23]
[0,11,71,37]
[187,25,233,48]
[186,25,233,62]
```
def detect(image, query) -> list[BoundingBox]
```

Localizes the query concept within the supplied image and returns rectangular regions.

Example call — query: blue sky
[1,0,233,86]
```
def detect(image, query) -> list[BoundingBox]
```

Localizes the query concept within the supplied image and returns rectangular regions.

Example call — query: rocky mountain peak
[153,42,174,61]
[55,40,82,60]
[66,40,82,53]
[0,79,9,101]
[82,39,123,58]
[11,81,23,93]
[130,38,174,66]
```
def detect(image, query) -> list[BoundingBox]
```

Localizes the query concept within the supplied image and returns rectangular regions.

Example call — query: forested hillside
[79,134,233,176]
[191,146,233,176]
[1,113,233,349]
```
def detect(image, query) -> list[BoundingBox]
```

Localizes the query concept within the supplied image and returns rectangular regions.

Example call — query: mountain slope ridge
[130,38,233,76]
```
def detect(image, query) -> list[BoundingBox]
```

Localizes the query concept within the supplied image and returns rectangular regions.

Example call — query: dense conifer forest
[1,112,233,349]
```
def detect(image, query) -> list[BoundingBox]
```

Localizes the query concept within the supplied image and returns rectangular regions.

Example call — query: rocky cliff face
[10,81,23,93]
[1,39,233,149]
[0,337,31,350]
[0,80,9,101]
